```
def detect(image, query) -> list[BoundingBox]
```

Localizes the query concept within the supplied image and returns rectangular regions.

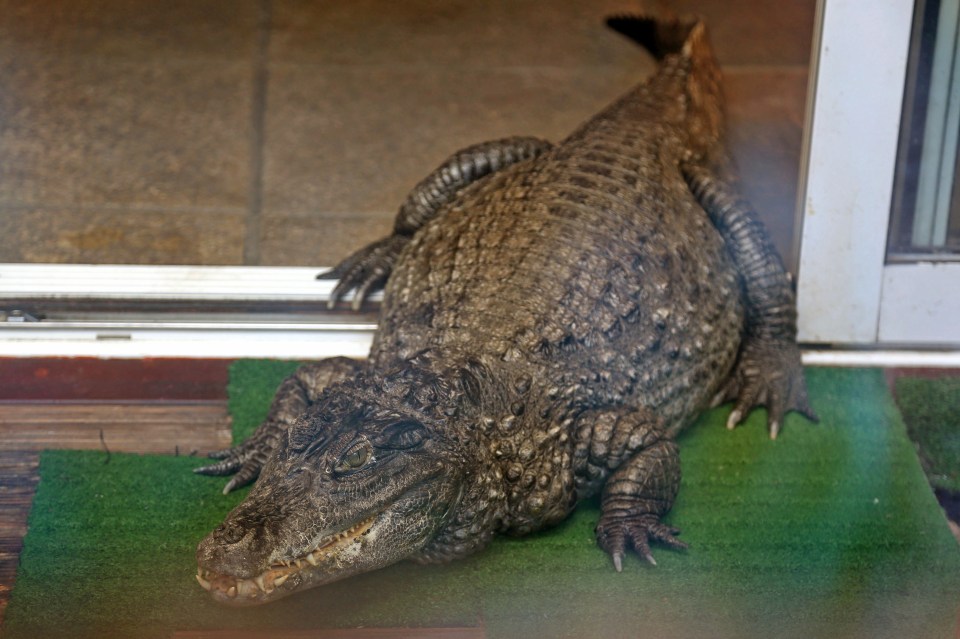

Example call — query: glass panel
[890,0,960,259]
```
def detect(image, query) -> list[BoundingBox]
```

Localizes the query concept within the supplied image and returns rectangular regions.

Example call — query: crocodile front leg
[683,162,817,438]
[194,357,363,494]
[320,136,552,310]
[595,439,685,570]
[573,406,686,569]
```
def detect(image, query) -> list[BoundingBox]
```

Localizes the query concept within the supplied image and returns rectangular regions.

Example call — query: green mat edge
[895,376,960,493]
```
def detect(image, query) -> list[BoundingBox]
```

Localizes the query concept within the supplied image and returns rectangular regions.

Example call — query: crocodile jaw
[197,514,380,606]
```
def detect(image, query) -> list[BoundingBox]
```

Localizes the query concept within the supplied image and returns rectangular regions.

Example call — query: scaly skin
[195,15,815,605]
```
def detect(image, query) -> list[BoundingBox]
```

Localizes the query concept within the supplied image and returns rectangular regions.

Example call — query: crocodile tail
[606,15,725,155]
[605,15,701,60]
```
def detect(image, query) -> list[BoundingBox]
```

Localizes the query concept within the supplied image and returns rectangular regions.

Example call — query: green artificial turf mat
[227,359,303,444]
[4,366,959,638]
[895,376,960,492]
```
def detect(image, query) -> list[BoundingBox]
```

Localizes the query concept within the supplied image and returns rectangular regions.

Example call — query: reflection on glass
[891,0,960,258]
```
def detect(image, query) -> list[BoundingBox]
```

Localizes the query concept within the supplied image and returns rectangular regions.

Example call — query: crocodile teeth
[271,515,376,573]
[237,579,259,598]
[200,515,377,599]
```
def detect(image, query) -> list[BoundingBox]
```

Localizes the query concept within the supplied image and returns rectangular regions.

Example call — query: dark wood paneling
[0,358,231,401]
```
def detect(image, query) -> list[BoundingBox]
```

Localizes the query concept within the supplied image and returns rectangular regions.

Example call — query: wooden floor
[0,401,231,454]
[0,358,233,628]
[0,451,38,624]
[0,406,232,625]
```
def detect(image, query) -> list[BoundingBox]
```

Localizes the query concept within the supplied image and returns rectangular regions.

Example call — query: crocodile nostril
[219,523,246,545]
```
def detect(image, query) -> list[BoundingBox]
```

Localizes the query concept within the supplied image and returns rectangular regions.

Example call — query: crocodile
[194,15,816,606]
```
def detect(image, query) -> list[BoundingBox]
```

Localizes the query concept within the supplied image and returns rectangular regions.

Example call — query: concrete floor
[0,0,815,271]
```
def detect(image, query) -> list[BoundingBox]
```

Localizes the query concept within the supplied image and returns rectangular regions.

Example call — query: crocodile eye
[335,441,372,474]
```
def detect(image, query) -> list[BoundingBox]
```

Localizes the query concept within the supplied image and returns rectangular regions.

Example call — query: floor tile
[0,208,245,264]
[725,68,810,270]
[0,53,253,210]
[259,213,393,267]
[271,0,651,67]
[262,64,646,219]
[0,0,816,268]
[271,0,814,68]
[0,0,260,61]
[649,0,816,65]
[263,63,809,270]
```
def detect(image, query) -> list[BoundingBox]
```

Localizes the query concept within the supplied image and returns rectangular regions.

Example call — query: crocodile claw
[725,409,742,430]
[195,439,270,494]
[595,513,687,570]
[719,338,818,437]
[318,234,408,311]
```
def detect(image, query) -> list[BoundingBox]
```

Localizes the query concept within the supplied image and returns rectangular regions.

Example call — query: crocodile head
[195,371,468,605]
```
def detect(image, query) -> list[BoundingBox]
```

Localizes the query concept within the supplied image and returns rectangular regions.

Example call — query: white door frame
[796,0,960,347]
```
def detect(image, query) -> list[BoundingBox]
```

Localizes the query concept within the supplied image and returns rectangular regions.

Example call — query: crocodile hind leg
[194,357,363,494]
[682,162,817,438]
[320,136,553,310]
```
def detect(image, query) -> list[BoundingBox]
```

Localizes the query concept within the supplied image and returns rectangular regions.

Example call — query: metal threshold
[0,264,378,358]
[2,264,959,365]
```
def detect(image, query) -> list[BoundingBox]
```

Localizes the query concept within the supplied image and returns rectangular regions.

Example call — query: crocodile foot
[713,337,818,439]
[595,513,687,571]
[194,430,277,495]
[318,234,408,311]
